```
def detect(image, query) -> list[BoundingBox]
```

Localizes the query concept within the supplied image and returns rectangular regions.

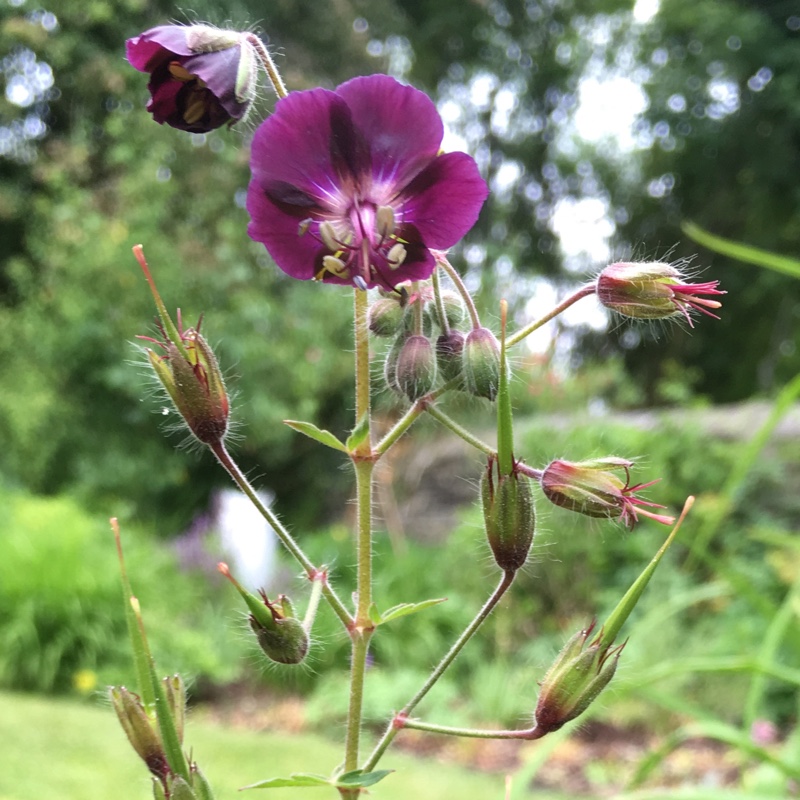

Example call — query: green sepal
[283,420,347,452]
[242,773,331,789]
[346,412,370,452]
[152,777,167,800]
[235,39,256,104]
[169,777,198,800]
[597,501,690,650]
[191,766,217,800]
[370,598,447,626]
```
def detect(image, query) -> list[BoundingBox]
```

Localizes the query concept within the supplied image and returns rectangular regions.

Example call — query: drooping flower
[126,24,257,132]
[540,457,675,529]
[595,261,725,327]
[246,75,489,291]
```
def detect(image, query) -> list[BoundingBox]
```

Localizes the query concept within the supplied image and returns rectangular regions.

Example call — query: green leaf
[242,773,331,790]
[345,412,370,451]
[682,221,800,280]
[378,598,447,625]
[334,769,394,788]
[283,420,347,452]
[367,602,383,625]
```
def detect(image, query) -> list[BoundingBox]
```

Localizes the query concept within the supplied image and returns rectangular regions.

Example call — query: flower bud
[126,25,259,132]
[368,297,404,337]
[438,290,467,329]
[111,686,170,780]
[463,327,502,401]
[540,457,675,529]
[533,621,622,737]
[383,333,406,395]
[595,262,724,327]
[481,457,535,572]
[435,330,466,382]
[395,334,437,401]
[218,563,309,665]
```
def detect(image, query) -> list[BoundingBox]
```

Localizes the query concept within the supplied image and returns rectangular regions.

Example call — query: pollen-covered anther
[319,221,341,252]
[323,255,348,277]
[376,205,396,239]
[387,243,407,269]
[168,61,195,82]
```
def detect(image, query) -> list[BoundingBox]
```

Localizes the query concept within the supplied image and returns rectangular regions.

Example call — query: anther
[323,255,348,277]
[319,221,340,252]
[376,206,395,239]
[387,243,407,269]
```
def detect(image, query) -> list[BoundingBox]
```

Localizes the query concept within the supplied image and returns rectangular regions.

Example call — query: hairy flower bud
[396,334,437,401]
[368,297,404,337]
[533,621,622,737]
[541,457,675,529]
[435,329,466,382]
[481,457,535,572]
[126,25,259,132]
[438,290,467,329]
[463,327,502,401]
[595,261,724,327]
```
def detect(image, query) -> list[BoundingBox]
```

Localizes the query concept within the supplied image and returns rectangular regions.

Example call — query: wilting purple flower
[246,75,488,291]
[126,25,256,132]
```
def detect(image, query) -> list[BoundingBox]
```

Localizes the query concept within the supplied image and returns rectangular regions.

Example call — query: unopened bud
[368,297,404,337]
[218,563,309,665]
[541,457,675,529]
[168,776,198,800]
[463,327,502,401]
[396,335,437,401]
[383,333,406,395]
[439,290,467,329]
[481,457,535,572]
[435,330,466,382]
[595,261,724,326]
[533,621,622,737]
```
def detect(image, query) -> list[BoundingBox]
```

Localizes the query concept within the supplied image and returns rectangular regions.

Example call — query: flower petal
[126,26,193,72]
[249,88,361,212]
[397,152,488,248]
[182,50,246,118]
[336,75,444,191]
[246,177,325,281]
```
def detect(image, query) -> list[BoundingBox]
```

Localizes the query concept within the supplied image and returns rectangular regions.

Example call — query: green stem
[362,570,516,772]
[506,285,596,348]
[342,288,375,787]
[435,253,481,329]
[425,405,496,457]
[209,441,352,629]
[431,266,449,332]
[401,718,540,740]
[245,33,288,99]
[373,380,459,459]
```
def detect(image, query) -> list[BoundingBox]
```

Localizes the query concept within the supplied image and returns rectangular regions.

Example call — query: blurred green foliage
[0,481,244,693]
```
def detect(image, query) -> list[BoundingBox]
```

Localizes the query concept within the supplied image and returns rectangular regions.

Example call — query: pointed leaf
[334,769,394,788]
[379,598,447,625]
[242,773,331,790]
[284,420,347,452]
[346,412,370,452]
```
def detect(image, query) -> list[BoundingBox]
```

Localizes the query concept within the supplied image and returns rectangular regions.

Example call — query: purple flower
[126,25,256,132]
[246,75,488,291]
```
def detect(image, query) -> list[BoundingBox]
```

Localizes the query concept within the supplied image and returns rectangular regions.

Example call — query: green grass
[0,691,565,800]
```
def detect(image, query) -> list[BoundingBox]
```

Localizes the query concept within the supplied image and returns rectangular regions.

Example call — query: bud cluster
[372,282,503,402]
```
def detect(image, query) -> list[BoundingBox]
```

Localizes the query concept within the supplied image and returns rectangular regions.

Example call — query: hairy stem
[506,285,596,348]
[362,570,516,771]
[209,441,352,628]
[245,33,288,99]
[435,252,481,329]
[425,405,496,456]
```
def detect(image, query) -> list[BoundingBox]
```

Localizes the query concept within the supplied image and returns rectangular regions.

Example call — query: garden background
[1,0,799,797]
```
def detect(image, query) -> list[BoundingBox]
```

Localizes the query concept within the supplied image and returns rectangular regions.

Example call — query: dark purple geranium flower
[126,24,255,133]
[246,75,489,291]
